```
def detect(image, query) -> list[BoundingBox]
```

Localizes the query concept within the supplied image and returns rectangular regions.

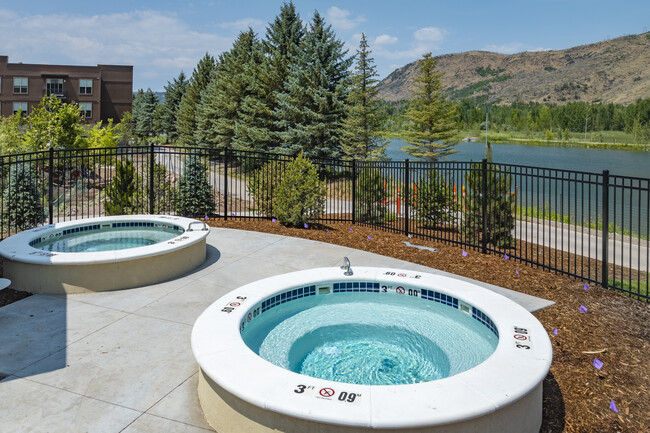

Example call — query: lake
[386,138,650,178]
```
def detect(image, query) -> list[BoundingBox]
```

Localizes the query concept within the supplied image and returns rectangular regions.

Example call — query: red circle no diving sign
[319,387,335,398]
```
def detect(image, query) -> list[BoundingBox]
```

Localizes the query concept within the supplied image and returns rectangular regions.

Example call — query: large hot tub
[0,215,210,294]
[192,266,552,433]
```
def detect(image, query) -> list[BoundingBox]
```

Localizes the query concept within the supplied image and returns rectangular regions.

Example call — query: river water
[385,138,650,178]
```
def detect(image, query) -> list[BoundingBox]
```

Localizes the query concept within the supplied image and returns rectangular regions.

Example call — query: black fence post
[351,159,357,224]
[149,143,155,215]
[404,159,410,237]
[48,148,54,224]
[481,159,488,254]
[602,170,610,289]
[223,149,229,220]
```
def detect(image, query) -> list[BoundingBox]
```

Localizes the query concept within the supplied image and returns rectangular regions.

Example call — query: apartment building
[0,56,132,123]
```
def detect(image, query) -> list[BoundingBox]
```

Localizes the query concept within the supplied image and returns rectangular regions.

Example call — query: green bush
[176,154,215,217]
[104,159,141,216]
[462,163,515,248]
[274,153,325,227]
[356,167,389,223]
[140,156,175,214]
[1,163,45,231]
[411,169,453,227]
[248,159,286,216]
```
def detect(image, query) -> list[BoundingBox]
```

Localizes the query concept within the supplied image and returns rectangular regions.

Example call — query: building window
[13,102,28,116]
[79,102,92,118]
[13,77,28,94]
[79,79,92,95]
[46,78,64,96]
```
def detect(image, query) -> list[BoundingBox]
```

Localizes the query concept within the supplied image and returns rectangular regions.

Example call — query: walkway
[0,229,553,433]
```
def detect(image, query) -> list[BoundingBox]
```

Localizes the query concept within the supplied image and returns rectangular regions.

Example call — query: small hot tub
[0,215,210,294]
[192,267,552,433]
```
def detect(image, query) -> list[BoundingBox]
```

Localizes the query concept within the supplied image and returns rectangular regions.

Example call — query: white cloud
[0,8,234,90]
[218,18,265,31]
[374,26,446,60]
[326,7,365,31]
[374,34,398,45]
[482,42,550,54]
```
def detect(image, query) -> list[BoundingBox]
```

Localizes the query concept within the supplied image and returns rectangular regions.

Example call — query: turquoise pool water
[33,227,180,252]
[241,292,498,386]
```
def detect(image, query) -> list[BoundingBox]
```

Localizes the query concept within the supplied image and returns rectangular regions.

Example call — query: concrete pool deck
[0,228,554,433]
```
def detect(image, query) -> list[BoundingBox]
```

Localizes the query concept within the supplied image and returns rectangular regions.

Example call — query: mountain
[377,32,650,105]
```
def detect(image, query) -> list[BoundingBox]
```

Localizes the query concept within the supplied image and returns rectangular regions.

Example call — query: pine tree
[160,72,189,143]
[176,53,217,146]
[195,30,274,151]
[176,154,215,216]
[274,153,325,227]
[104,159,141,216]
[401,53,458,161]
[264,2,304,141]
[275,11,352,159]
[341,33,388,160]
[134,89,159,138]
[1,164,45,231]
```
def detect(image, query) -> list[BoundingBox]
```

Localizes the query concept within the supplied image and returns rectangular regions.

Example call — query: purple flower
[304,223,309,229]
[231,212,235,217]
[553,328,558,335]
[367,235,372,240]
[205,215,209,220]
[462,250,468,257]
[350,228,354,232]
[515,269,519,275]
[584,284,589,290]
[272,218,277,223]
[593,358,604,370]
[327,230,330,234]
[579,305,588,313]
[504,253,509,260]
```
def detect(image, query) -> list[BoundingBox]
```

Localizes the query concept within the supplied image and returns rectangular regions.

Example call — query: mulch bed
[0,220,647,432]
[207,219,649,433]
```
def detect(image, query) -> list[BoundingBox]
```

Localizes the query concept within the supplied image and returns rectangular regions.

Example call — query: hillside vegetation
[378,32,650,105]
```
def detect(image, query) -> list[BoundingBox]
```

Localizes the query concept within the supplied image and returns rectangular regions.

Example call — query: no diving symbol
[514,334,528,340]
[396,286,405,294]
[319,388,335,398]
[229,302,241,307]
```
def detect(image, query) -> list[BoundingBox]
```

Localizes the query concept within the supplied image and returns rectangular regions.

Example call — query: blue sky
[2,1,648,91]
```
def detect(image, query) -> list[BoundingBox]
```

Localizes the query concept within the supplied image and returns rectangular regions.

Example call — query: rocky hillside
[377,32,650,105]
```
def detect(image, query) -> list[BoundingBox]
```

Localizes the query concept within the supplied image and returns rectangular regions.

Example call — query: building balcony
[43,89,67,99]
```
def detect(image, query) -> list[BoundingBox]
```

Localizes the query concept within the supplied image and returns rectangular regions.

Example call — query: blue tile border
[29,222,183,247]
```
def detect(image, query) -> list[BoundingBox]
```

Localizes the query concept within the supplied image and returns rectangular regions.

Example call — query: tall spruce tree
[195,29,274,151]
[134,88,159,138]
[264,1,304,142]
[176,53,217,146]
[160,72,189,143]
[275,11,352,159]
[341,33,387,160]
[401,53,458,161]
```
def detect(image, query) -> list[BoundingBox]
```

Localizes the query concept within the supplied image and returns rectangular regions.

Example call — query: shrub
[411,169,453,227]
[176,154,215,217]
[140,156,175,214]
[248,159,286,217]
[274,153,325,227]
[356,167,389,223]
[1,163,45,231]
[462,163,515,248]
[104,159,141,215]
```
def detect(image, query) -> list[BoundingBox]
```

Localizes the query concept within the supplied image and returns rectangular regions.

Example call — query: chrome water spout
[341,257,353,276]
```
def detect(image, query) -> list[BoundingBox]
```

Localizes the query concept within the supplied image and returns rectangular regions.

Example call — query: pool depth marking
[293,384,363,406]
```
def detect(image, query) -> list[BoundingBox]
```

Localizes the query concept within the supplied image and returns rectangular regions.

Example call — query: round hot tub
[0,215,210,294]
[192,267,552,433]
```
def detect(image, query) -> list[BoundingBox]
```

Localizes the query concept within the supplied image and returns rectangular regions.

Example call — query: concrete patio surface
[0,228,554,433]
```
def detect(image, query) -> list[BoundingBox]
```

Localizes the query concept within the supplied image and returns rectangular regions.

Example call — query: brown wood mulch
[0,220,646,431]
[207,219,649,433]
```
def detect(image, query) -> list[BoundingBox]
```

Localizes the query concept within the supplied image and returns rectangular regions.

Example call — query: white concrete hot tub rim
[192,267,553,429]
[0,215,210,265]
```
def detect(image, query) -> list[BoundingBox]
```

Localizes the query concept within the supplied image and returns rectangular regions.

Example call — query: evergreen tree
[355,167,389,223]
[176,154,215,216]
[134,88,159,138]
[195,29,274,151]
[275,11,352,159]
[264,2,304,141]
[176,53,217,146]
[410,169,453,227]
[1,164,45,231]
[160,71,189,143]
[274,153,325,227]
[401,53,458,161]
[104,159,141,215]
[341,33,388,160]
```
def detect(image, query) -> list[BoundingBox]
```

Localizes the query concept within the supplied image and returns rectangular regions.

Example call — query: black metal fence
[1,145,647,301]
